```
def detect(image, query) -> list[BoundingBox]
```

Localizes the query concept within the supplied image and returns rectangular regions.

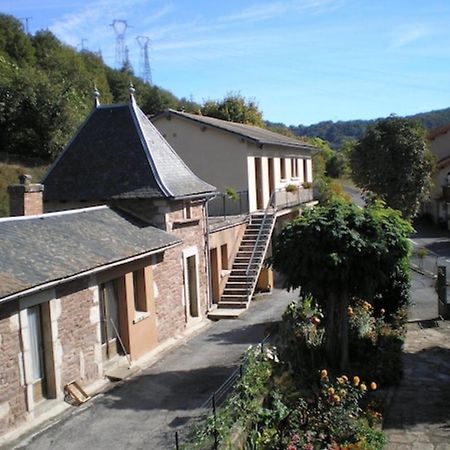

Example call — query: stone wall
[55,279,102,388]
[152,200,210,342]
[0,302,26,436]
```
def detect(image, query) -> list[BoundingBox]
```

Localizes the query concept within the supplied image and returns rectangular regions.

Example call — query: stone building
[0,90,216,442]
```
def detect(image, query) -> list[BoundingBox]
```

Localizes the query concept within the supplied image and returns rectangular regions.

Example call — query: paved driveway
[9,289,296,450]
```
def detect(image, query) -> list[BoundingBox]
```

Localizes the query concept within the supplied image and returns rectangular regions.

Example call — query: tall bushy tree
[271,200,412,371]
[350,117,433,218]
[201,92,264,127]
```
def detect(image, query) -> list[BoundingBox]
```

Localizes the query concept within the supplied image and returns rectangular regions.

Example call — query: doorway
[268,158,275,197]
[27,304,47,402]
[255,157,263,209]
[210,248,219,303]
[186,255,199,317]
[99,279,122,360]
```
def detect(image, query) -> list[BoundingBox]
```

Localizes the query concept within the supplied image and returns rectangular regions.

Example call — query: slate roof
[153,109,315,152]
[43,99,216,202]
[0,206,181,301]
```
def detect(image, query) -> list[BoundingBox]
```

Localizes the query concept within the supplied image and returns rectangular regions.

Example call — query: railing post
[212,393,219,449]
[175,431,179,450]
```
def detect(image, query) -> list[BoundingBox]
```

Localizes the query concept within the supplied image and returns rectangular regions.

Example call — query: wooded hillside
[0,14,201,162]
[270,107,450,149]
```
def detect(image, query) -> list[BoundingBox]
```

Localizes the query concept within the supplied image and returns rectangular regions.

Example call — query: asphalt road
[9,289,297,450]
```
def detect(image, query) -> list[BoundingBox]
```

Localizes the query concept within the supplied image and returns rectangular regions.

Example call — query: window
[291,159,298,178]
[183,201,191,219]
[28,305,45,382]
[280,159,286,179]
[303,159,308,182]
[133,269,147,312]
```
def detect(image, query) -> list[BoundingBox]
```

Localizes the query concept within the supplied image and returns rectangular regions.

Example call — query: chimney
[7,174,44,216]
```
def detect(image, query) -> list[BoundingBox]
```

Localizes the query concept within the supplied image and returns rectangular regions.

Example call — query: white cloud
[389,24,432,49]
[219,0,343,23]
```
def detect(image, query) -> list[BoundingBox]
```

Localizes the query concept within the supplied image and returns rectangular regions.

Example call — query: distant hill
[267,107,450,149]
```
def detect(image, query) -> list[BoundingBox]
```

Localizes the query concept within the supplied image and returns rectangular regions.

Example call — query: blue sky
[1,0,450,125]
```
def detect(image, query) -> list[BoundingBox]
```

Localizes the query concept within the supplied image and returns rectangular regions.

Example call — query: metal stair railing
[245,189,278,300]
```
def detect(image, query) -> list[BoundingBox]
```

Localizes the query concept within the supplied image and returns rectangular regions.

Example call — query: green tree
[0,14,35,65]
[350,117,433,218]
[271,200,412,371]
[201,92,264,126]
[325,152,346,178]
[304,137,333,180]
[0,59,79,159]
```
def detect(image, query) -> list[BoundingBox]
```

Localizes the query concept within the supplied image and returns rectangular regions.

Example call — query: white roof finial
[129,82,136,104]
[93,85,100,108]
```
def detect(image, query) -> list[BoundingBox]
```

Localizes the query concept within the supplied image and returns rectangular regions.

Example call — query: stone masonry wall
[168,201,208,314]
[56,279,101,388]
[153,246,186,343]
[0,302,26,436]
[153,200,209,343]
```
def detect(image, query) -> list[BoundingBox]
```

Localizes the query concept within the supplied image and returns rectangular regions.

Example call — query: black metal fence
[174,336,269,450]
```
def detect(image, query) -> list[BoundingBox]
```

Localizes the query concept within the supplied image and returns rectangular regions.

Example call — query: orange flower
[320,369,328,380]
[360,383,367,392]
[370,382,377,391]
[347,306,353,317]
[353,376,360,386]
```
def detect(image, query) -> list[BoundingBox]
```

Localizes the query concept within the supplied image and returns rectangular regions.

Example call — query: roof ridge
[162,109,314,148]
[0,205,108,224]
[129,102,172,197]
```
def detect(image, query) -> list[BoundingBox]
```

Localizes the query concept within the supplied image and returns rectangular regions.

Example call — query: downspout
[204,197,214,311]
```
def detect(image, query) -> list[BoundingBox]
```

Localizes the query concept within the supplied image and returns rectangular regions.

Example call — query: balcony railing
[208,186,315,217]
[272,187,314,211]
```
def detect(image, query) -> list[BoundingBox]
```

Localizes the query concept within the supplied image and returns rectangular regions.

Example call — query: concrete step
[221,294,248,301]
[223,289,248,296]
[217,301,247,309]
[225,281,248,289]
[208,308,246,320]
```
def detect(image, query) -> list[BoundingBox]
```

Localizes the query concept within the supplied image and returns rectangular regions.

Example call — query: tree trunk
[325,290,349,372]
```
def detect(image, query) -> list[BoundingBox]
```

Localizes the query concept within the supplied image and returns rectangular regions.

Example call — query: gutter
[0,241,181,305]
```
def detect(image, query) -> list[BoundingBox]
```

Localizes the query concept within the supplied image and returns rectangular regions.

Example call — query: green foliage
[183,345,274,449]
[201,92,264,127]
[348,305,405,385]
[315,178,352,204]
[271,200,412,370]
[326,151,347,178]
[350,116,434,218]
[276,295,325,381]
[247,369,383,450]
[285,183,299,193]
[0,13,198,164]
[0,14,35,65]
[225,186,239,201]
[272,200,412,305]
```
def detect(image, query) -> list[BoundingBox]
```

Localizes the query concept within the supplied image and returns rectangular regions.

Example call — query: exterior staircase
[208,211,276,319]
